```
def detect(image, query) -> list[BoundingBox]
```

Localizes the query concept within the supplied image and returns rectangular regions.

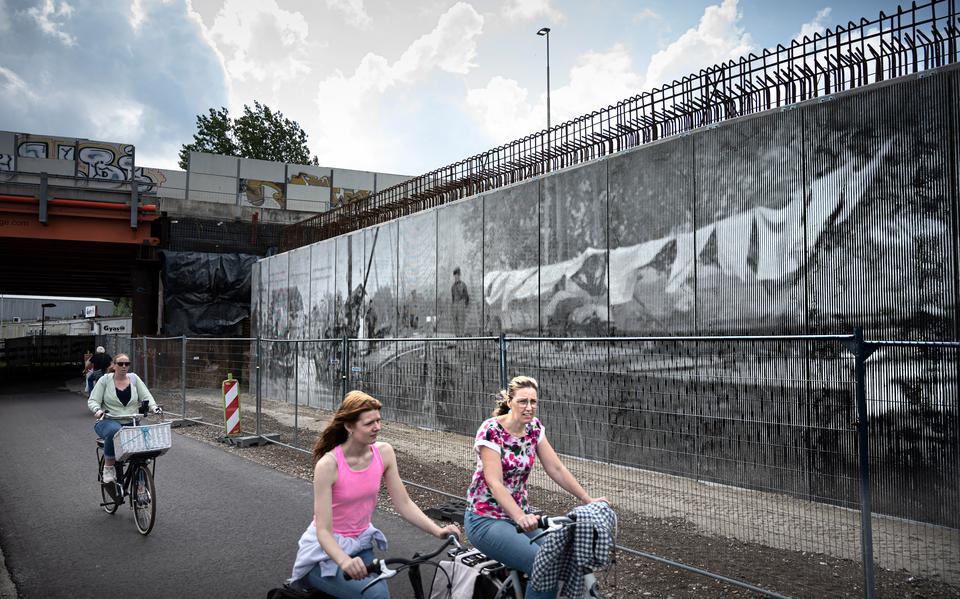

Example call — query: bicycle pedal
[102,482,123,501]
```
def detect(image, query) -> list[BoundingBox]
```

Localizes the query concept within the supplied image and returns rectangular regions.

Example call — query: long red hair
[312,390,382,463]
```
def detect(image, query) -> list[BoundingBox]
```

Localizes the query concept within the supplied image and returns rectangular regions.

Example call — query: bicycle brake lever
[528,530,549,544]
[361,564,397,595]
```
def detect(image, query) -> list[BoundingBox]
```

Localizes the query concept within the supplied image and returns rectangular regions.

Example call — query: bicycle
[95,406,170,535]
[266,537,461,599]
[360,513,609,598]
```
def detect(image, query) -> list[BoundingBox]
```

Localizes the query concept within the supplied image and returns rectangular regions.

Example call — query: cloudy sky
[1,0,884,175]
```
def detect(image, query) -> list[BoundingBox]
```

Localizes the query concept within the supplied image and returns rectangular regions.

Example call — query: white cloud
[326,0,372,29]
[466,76,538,139]
[130,0,147,31]
[0,1,228,171]
[87,100,146,141]
[0,66,38,102]
[466,44,643,143]
[795,7,831,41]
[206,0,310,102]
[311,2,484,168]
[27,0,76,46]
[502,0,564,23]
[632,8,660,23]
[643,0,753,90]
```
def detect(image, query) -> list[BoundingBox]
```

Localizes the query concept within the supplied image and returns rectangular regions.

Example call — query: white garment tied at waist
[289,519,388,582]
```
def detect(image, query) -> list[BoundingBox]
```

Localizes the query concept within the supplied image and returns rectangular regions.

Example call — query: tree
[178,101,318,169]
[112,297,133,317]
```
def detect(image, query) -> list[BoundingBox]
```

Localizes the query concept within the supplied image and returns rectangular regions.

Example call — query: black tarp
[160,251,259,336]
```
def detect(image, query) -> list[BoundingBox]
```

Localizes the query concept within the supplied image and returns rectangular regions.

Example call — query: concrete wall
[0,131,16,171]
[0,131,171,194]
[256,69,959,343]
[251,69,960,527]
[0,130,411,219]
[171,152,410,215]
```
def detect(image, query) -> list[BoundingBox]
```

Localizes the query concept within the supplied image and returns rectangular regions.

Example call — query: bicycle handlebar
[97,406,164,422]
[515,513,577,535]
[343,534,464,594]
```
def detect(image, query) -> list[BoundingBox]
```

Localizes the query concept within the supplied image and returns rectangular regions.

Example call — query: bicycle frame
[98,445,156,500]
[359,534,601,599]
[486,514,605,599]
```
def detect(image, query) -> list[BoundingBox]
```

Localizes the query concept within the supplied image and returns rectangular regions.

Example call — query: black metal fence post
[851,327,877,599]
[498,333,508,389]
[341,335,350,400]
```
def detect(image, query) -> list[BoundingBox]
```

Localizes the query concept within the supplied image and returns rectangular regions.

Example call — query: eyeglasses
[116,362,130,367]
[515,399,538,408]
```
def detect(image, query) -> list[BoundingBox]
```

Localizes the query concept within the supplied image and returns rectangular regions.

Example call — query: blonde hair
[312,391,382,463]
[492,375,539,416]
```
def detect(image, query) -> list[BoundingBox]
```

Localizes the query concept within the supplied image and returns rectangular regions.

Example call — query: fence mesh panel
[346,337,501,497]
[131,333,960,594]
[863,341,959,582]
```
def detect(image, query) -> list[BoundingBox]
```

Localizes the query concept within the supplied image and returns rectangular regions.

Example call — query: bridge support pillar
[132,259,159,335]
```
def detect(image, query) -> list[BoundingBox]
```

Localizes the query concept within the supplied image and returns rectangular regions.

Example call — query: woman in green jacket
[87,353,162,483]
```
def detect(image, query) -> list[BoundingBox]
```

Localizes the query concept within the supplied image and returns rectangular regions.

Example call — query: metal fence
[283,0,960,247]
[127,331,959,598]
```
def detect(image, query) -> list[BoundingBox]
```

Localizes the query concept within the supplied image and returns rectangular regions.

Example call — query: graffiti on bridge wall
[288,172,330,187]
[333,187,370,207]
[239,178,285,208]
[10,133,166,193]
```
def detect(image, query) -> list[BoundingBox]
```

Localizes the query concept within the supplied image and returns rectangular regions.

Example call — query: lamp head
[42,303,56,308]
[537,27,550,36]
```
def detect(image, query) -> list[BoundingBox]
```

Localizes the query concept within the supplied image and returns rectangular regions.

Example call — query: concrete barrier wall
[256,69,959,344]
[252,70,960,526]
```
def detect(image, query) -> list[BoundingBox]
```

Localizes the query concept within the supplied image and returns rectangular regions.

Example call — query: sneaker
[102,464,116,484]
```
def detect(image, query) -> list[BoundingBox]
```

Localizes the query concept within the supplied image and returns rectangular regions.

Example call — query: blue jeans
[305,548,389,599]
[94,419,124,460]
[464,511,556,599]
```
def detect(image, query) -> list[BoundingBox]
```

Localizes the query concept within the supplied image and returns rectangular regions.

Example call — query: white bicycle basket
[113,422,172,461]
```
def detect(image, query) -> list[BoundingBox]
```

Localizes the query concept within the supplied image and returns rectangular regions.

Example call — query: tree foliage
[178,101,317,169]
[112,297,133,317]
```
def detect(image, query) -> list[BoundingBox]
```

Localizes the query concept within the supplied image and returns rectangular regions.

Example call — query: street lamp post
[537,27,551,131]
[41,302,55,368]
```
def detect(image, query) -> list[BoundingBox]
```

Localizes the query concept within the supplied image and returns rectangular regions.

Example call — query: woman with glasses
[464,376,607,599]
[87,353,161,484]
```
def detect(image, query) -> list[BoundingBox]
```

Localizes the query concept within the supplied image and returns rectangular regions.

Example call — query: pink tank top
[330,444,384,537]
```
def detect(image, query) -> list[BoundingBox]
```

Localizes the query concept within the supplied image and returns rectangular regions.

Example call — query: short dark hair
[453,267,461,276]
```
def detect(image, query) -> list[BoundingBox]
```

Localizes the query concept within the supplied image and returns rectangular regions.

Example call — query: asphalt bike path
[0,381,447,599]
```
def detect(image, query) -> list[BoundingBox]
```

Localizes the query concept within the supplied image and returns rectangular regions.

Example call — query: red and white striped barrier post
[222,373,241,436]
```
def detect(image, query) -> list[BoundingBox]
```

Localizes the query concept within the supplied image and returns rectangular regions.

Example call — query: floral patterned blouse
[466,416,545,520]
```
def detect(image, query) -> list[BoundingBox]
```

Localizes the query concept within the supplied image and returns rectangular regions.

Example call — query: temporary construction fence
[121,331,958,598]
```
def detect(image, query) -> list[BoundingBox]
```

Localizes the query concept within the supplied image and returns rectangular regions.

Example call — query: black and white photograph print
[437,198,483,337]
[539,161,609,337]
[482,181,540,335]
[608,137,695,335]
[398,211,437,338]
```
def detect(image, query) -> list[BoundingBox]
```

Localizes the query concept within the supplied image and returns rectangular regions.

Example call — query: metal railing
[282,0,960,248]
[127,330,959,598]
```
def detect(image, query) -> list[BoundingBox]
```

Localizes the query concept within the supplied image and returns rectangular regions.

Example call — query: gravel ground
[156,388,959,599]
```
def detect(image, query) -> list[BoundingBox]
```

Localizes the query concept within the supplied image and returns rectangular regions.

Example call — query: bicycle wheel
[98,453,119,515]
[132,463,156,535]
